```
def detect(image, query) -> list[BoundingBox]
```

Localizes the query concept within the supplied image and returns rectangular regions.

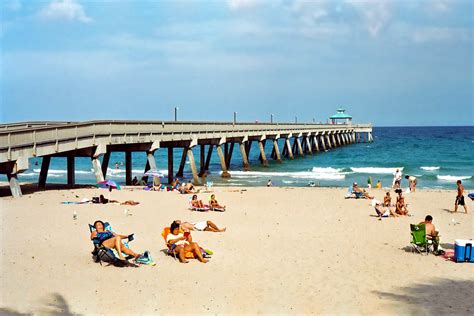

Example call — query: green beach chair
[410,224,433,255]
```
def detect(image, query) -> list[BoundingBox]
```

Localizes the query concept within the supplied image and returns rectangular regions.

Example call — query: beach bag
[95,247,117,264]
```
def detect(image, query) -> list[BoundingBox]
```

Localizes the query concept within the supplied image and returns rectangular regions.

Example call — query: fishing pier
[0,120,373,197]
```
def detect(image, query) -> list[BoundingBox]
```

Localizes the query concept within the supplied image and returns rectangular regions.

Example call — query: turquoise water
[7,126,474,189]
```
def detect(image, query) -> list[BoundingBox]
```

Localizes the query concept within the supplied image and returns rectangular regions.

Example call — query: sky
[0,0,472,126]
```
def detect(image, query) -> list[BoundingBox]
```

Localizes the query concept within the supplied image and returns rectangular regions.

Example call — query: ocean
[6,126,474,189]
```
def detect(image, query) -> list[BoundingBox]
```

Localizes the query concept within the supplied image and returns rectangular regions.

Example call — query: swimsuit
[456,195,465,206]
[94,231,113,244]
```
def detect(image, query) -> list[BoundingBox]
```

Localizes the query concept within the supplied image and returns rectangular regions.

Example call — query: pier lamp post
[295,116,298,124]
[312,118,315,123]
[174,107,179,122]
[271,114,274,124]
[233,112,237,125]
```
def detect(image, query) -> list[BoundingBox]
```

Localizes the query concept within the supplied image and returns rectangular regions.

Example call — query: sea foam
[420,166,440,171]
[350,167,403,174]
[437,175,472,181]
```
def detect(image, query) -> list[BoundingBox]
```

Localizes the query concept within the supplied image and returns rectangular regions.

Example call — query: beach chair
[88,222,136,266]
[410,224,433,255]
[161,227,211,261]
[188,197,210,212]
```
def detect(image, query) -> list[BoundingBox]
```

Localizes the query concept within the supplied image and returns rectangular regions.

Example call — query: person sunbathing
[383,192,392,207]
[166,221,208,263]
[395,189,409,215]
[209,194,226,211]
[176,220,226,232]
[90,220,141,261]
[373,200,398,218]
[191,194,205,208]
[352,183,373,199]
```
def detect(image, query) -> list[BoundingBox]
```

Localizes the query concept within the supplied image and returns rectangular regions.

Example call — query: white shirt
[166,232,187,246]
[394,170,402,181]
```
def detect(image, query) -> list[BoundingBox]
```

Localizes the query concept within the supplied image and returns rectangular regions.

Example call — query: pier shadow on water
[0,293,76,316]
[373,278,474,315]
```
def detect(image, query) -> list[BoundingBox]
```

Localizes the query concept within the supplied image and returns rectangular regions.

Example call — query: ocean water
[5,126,474,189]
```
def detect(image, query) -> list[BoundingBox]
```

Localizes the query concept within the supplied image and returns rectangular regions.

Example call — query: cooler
[454,239,474,263]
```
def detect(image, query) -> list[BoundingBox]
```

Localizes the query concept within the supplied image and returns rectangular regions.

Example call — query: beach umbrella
[96,180,121,191]
[96,180,121,200]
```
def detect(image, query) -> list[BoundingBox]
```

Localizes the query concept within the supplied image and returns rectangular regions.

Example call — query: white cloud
[412,27,471,43]
[292,0,329,24]
[39,0,91,23]
[346,0,392,37]
[228,0,261,11]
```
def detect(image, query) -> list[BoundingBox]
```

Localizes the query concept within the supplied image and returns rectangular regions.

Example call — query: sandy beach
[0,186,473,315]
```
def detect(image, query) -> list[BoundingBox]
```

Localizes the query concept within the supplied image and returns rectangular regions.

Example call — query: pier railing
[0,120,372,164]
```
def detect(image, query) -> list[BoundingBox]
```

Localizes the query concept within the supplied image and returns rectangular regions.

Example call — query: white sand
[0,186,473,314]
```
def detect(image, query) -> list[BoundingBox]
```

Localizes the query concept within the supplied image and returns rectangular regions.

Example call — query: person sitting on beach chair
[395,189,409,215]
[191,194,205,208]
[176,220,226,232]
[166,221,209,263]
[90,220,142,262]
[352,182,373,199]
[209,194,226,211]
[419,215,440,252]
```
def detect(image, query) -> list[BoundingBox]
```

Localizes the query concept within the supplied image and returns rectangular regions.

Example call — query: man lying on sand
[91,195,139,206]
[176,219,226,232]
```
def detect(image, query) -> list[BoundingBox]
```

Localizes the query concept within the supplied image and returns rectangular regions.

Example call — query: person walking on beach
[405,175,417,192]
[454,180,468,213]
[367,176,372,189]
[393,169,402,189]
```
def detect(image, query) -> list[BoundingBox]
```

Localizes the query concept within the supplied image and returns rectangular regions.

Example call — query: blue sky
[1,0,472,126]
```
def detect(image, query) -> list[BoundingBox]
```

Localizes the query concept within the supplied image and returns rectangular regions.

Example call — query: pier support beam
[296,137,304,157]
[187,148,200,185]
[272,139,282,162]
[101,151,110,179]
[239,142,250,171]
[167,148,174,184]
[125,151,132,185]
[337,133,342,146]
[199,145,206,176]
[368,132,373,142]
[258,140,269,166]
[91,158,104,182]
[216,145,231,178]
[331,133,337,148]
[176,148,187,178]
[285,138,294,159]
[38,156,51,188]
[313,136,320,152]
[147,151,160,186]
[225,142,235,169]
[321,135,327,151]
[7,173,22,198]
[305,135,312,155]
[67,155,75,187]
[325,134,332,149]
[204,145,214,174]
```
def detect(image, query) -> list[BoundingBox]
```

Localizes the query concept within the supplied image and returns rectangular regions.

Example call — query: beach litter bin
[454,239,474,263]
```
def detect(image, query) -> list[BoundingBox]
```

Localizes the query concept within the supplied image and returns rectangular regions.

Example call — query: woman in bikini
[166,221,208,264]
[90,220,141,261]
[209,194,226,211]
[395,189,409,215]
[191,194,205,208]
